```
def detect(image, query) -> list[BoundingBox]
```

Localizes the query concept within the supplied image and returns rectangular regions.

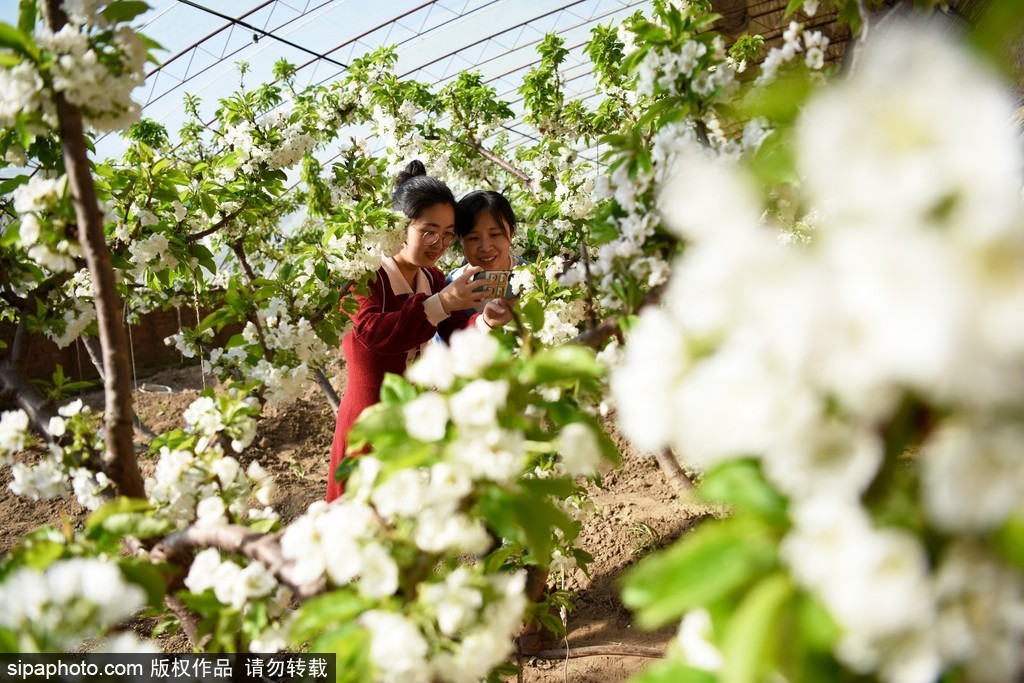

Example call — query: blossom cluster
[323,216,406,281]
[216,299,332,405]
[184,548,279,610]
[0,409,30,467]
[221,110,315,174]
[127,232,179,280]
[0,557,147,651]
[4,399,114,510]
[758,21,831,84]
[12,174,81,273]
[279,475,528,683]
[613,24,1024,683]
[145,393,276,528]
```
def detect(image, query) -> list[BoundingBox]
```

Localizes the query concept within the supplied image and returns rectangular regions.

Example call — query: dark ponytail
[455,190,517,238]
[392,160,455,219]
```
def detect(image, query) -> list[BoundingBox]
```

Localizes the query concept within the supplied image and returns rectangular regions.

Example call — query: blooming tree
[2,0,1024,681]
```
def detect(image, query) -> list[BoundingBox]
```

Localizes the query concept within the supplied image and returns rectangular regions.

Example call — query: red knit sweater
[326,263,470,501]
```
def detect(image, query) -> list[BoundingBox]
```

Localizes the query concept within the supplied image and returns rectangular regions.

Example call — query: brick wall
[0,307,238,384]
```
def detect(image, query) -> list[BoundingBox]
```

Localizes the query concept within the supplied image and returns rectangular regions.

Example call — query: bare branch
[532,645,664,660]
[315,369,340,413]
[151,524,325,600]
[82,335,106,383]
[164,594,204,647]
[654,448,695,492]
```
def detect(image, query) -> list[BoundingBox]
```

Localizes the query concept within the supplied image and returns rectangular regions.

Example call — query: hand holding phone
[470,270,514,300]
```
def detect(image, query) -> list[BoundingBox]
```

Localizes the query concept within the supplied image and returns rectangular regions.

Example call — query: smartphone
[470,270,514,300]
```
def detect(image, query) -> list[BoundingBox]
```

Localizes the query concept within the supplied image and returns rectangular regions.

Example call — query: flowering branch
[42,0,145,500]
[185,206,246,243]
[570,284,665,348]
[150,524,325,600]
[456,136,538,197]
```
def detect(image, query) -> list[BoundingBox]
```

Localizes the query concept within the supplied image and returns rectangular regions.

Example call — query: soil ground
[0,358,718,682]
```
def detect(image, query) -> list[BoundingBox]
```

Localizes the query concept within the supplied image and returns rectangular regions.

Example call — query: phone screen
[470,270,513,300]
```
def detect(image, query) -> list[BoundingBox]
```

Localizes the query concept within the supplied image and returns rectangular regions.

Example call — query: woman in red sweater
[326,161,510,502]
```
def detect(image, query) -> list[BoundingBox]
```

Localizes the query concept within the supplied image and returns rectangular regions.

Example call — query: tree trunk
[43,0,145,499]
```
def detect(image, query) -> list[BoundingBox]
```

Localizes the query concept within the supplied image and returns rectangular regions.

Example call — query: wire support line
[418,0,648,89]
[396,0,602,79]
[296,0,512,90]
[174,0,349,68]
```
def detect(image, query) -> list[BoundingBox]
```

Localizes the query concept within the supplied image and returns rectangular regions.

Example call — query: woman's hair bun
[391,160,455,219]
[395,160,427,187]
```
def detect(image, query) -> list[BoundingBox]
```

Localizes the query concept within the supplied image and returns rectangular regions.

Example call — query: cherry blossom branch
[454,135,538,197]
[164,594,204,647]
[150,524,325,600]
[43,0,145,499]
[570,284,665,349]
[230,240,273,362]
[185,206,246,243]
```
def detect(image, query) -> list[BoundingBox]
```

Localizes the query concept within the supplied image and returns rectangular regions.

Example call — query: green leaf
[633,661,717,683]
[380,372,417,404]
[248,516,278,534]
[519,476,578,499]
[100,1,150,24]
[18,0,37,35]
[796,591,839,652]
[621,518,778,629]
[117,558,170,606]
[0,22,37,59]
[1,220,21,248]
[521,298,545,330]
[3,535,65,575]
[501,492,579,566]
[993,512,1024,570]
[721,573,793,683]
[94,511,176,540]
[308,623,371,683]
[348,403,406,451]
[86,497,153,534]
[522,344,603,385]
[290,591,368,644]
[483,544,519,573]
[199,191,216,218]
[700,460,788,526]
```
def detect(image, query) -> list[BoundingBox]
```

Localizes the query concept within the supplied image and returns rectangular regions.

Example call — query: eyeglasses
[412,227,457,247]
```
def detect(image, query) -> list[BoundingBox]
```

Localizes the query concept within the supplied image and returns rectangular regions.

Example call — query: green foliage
[29,364,95,401]
[621,517,780,629]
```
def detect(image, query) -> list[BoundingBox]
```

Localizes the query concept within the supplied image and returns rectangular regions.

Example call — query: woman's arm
[350,273,445,353]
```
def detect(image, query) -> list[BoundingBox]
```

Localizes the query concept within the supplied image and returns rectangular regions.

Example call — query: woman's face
[460,210,512,270]
[398,203,456,267]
